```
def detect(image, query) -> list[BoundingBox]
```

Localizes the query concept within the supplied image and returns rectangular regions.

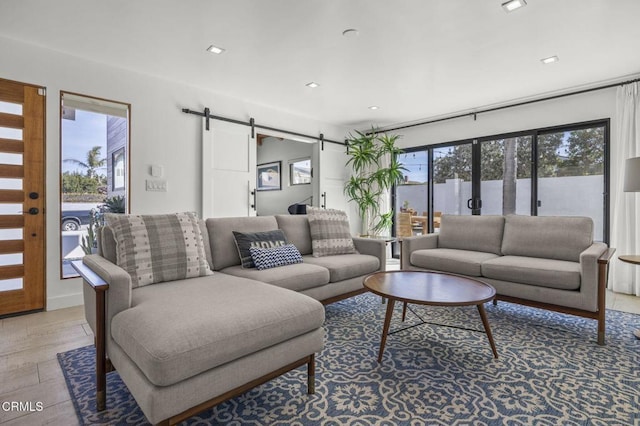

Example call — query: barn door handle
[250,189,256,211]
[321,192,327,209]
[467,198,473,210]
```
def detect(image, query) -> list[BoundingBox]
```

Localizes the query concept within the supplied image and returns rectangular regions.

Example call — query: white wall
[0,36,350,310]
[256,137,314,216]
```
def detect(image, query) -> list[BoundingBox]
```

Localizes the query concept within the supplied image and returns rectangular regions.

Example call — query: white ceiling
[2,0,640,129]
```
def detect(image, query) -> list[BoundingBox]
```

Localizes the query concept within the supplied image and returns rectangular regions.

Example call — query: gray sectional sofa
[77,213,386,425]
[401,214,614,345]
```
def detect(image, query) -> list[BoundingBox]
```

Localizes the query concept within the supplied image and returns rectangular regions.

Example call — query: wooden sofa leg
[597,252,612,346]
[95,289,107,411]
[492,299,497,306]
[307,354,315,394]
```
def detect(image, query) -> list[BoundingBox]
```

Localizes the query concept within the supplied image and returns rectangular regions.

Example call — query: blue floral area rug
[58,293,640,425]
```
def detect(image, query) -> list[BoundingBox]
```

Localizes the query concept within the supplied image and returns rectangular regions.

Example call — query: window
[289,158,311,185]
[392,120,609,244]
[112,148,125,190]
[60,92,130,278]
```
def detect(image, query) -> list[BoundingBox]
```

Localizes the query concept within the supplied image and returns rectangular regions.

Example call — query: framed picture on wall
[257,161,281,191]
[289,158,312,185]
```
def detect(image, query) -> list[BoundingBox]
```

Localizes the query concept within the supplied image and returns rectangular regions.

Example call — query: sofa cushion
[104,212,212,288]
[410,248,499,277]
[233,229,288,268]
[481,255,581,290]
[111,273,325,387]
[501,215,593,262]
[206,216,279,270]
[221,263,330,292]
[303,254,380,282]
[250,244,303,270]
[307,206,357,257]
[275,214,312,255]
[438,215,505,255]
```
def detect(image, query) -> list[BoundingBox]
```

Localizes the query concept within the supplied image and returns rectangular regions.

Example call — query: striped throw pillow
[306,206,357,257]
[105,212,213,288]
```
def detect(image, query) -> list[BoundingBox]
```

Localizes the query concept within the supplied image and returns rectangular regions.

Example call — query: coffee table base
[377,301,498,363]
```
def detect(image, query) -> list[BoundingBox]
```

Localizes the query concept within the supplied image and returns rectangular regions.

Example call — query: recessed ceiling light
[368,106,379,110]
[342,29,359,37]
[501,0,527,12]
[306,82,320,88]
[541,55,559,64]
[206,45,226,54]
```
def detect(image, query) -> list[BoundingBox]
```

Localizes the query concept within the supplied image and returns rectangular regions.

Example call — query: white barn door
[202,119,256,218]
[315,141,359,232]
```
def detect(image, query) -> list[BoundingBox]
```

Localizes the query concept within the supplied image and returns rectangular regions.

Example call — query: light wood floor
[1,288,639,425]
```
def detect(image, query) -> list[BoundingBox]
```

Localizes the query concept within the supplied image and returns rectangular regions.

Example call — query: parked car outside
[61,210,92,231]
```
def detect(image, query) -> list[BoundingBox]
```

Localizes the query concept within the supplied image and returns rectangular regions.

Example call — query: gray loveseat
[401,214,614,345]
[77,213,386,425]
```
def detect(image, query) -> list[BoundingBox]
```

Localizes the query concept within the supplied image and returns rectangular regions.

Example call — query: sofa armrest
[72,255,133,412]
[400,234,439,269]
[579,243,615,345]
[579,242,608,295]
[82,254,133,321]
[352,237,387,271]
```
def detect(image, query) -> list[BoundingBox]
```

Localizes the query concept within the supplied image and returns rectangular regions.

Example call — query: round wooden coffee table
[363,270,498,362]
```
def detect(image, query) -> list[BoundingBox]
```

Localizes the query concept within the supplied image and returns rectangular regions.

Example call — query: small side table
[619,255,640,266]
[618,255,640,340]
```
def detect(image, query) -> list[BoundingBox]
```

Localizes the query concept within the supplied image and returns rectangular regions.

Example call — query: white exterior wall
[0,35,350,310]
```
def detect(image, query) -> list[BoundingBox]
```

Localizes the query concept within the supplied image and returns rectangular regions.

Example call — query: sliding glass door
[392,119,609,244]
[537,125,606,241]
[432,144,472,217]
[479,136,532,216]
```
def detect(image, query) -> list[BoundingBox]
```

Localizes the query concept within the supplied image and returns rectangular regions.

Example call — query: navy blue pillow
[249,244,303,270]
[232,230,288,268]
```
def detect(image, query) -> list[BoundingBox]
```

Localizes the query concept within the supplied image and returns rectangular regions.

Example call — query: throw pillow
[104,212,213,288]
[232,229,288,268]
[306,206,357,257]
[249,244,303,270]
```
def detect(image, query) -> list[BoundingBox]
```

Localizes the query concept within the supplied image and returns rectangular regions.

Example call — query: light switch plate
[151,165,163,177]
[146,179,167,192]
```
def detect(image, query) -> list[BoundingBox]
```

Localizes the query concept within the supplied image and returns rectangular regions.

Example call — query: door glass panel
[0,203,22,215]
[396,150,429,237]
[0,178,23,190]
[0,101,22,115]
[0,278,23,291]
[480,136,532,215]
[537,126,605,241]
[0,253,22,266]
[0,127,22,140]
[0,228,23,239]
[433,144,472,216]
[0,153,23,165]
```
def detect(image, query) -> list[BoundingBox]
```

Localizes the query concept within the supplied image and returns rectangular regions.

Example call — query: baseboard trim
[47,292,84,311]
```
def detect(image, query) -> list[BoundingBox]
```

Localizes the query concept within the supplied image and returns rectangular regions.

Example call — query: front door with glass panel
[0,78,46,316]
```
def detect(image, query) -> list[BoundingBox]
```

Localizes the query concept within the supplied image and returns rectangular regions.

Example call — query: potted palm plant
[344,129,406,236]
